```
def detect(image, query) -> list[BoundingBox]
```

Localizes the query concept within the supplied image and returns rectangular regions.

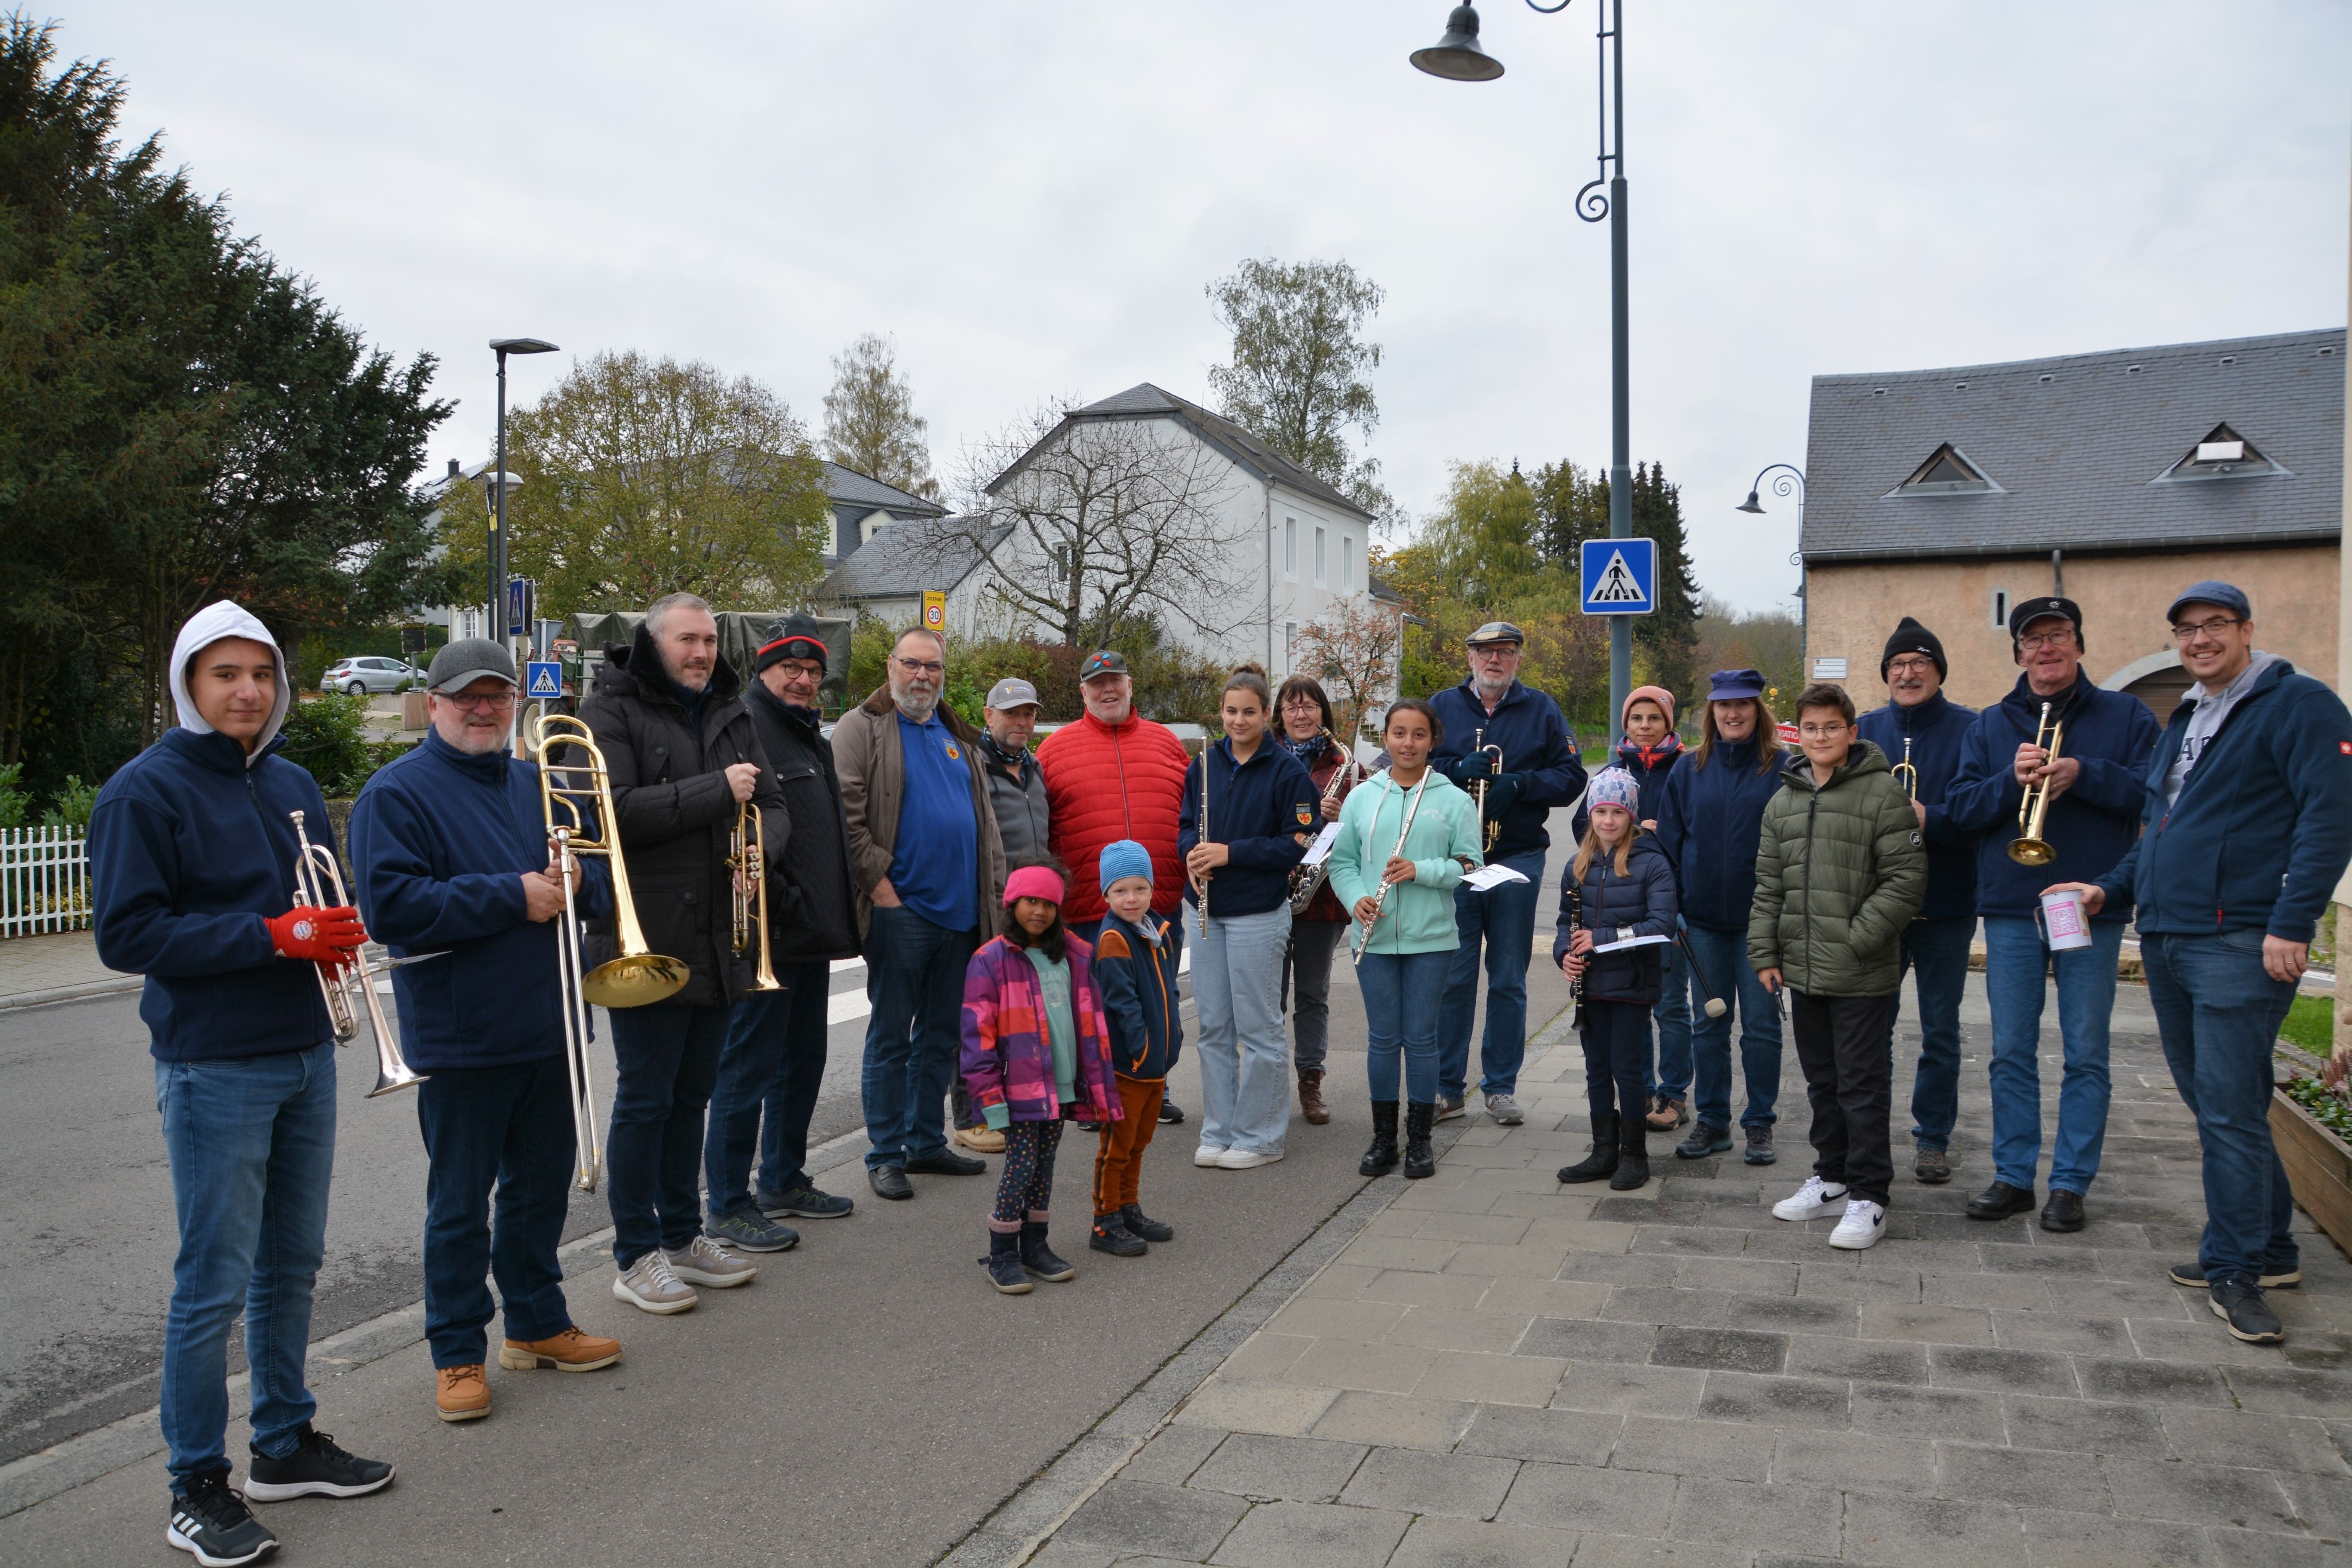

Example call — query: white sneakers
[1194,1144,1225,1168]
[1771,1175,1850,1222]
[1216,1148,1284,1170]
[1770,1176,1888,1250]
[1830,1199,1886,1251]
[667,1234,757,1287]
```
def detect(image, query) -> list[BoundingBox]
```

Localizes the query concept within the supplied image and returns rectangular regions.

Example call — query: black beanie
[1881,616,1947,681]
[755,613,830,675]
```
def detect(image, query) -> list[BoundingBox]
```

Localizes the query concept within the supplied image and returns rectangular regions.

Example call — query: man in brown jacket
[833,628,1008,1200]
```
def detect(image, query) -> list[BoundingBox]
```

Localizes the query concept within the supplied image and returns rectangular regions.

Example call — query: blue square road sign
[1580,538,1655,616]
[525,661,563,700]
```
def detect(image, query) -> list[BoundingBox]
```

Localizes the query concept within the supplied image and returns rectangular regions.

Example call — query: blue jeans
[606,1000,728,1267]
[1647,938,1694,1102]
[1983,915,2122,1195]
[1438,846,1546,1100]
[2143,930,2300,1285]
[1897,916,1975,1151]
[1356,948,1450,1104]
[1684,922,1783,1130]
[153,1041,336,1487]
[706,963,830,1213]
[416,1059,574,1367]
[1187,903,1292,1155]
[861,904,976,1170]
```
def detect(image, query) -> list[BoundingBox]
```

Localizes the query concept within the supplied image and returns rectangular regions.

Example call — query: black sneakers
[1121,1203,1175,1243]
[2210,1279,2285,1344]
[242,1425,394,1502]
[168,1471,277,1566]
[1089,1214,1148,1256]
[1158,1098,1185,1125]
[2169,1260,2302,1290]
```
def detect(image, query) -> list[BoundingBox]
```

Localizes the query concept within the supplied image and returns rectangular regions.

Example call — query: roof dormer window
[2155,423,2289,483]
[1885,442,2000,498]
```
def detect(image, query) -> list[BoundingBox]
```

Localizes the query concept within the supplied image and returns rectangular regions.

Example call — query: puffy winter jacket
[1945,671,2158,922]
[1652,736,1784,933]
[743,682,861,964]
[977,729,1053,871]
[571,623,791,1009]
[960,933,1121,1125]
[1855,692,1979,922]
[1327,769,1483,957]
[1037,709,1190,925]
[1552,833,1679,1005]
[1748,742,1928,998]
[2096,658,2352,943]
[1092,908,1183,1079]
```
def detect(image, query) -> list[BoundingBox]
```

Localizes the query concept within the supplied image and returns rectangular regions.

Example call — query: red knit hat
[1003,865,1066,907]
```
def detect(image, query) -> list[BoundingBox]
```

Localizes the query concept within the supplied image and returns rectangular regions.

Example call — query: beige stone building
[1798,328,2343,720]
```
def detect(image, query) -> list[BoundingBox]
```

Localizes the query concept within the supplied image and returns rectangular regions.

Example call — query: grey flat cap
[987,677,1041,710]
[427,637,518,692]
[1466,621,1526,647]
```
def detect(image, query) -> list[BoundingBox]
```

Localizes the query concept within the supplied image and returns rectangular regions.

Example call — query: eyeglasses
[2018,630,2076,653]
[1885,657,1937,676]
[1798,722,1849,738]
[438,691,517,711]
[2171,616,2242,643]
[894,656,945,677]
[1280,696,1321,710]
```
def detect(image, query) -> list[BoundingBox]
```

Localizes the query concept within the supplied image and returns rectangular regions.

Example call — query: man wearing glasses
[1946,596,2158,1234]
[833,627,1008,1200]
[2049,584,2352,1345]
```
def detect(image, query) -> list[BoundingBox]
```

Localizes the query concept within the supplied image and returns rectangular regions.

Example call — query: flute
[1351,772,1428,968]
[1195,747,1211,918]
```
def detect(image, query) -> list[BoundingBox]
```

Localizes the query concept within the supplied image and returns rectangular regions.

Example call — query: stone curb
[0,974,144,1011]
[932,1002,1581,1568]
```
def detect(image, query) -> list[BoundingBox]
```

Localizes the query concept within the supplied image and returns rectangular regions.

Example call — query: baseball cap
[986,677,1041,710]
[1078,650,1130,682]
[427,638,518,693]
[2008,595,2083,645]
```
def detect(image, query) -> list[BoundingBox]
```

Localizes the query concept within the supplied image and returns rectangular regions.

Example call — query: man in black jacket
[705,615,863,1242]
[578,594,792,1313]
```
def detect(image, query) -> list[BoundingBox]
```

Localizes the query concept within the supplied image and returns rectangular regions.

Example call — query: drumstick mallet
[1675,930,1730,1020]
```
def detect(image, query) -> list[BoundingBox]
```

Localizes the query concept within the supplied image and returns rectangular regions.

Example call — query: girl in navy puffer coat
[1554,769,1679,1191]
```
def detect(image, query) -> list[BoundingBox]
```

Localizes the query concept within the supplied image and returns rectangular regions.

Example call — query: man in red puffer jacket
[1039,650,1193,1124]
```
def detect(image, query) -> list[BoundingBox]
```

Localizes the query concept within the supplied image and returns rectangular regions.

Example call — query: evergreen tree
[821,332,938,499]
[1205,257,1393,520]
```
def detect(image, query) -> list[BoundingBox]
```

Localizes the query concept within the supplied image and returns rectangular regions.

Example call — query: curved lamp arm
[1736,463,1805,514]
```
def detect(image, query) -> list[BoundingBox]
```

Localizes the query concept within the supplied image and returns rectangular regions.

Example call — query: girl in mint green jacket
[1329,698,1483,1178]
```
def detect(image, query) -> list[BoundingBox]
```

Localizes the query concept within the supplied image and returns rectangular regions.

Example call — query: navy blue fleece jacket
[90,727,336,1063]
[1651,736,1783,933]
[1945,671,2159,922]
[348,730,612,1072]
[2095,659,2352,942]
[1856,692,1980,921]
[1429,679,1588,860]
[1177,737,1316,917]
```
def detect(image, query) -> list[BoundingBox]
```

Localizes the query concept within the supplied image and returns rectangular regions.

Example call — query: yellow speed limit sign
[921,590,946,633]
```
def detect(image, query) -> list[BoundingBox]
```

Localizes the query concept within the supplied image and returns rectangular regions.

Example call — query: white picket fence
[1,826,91,938]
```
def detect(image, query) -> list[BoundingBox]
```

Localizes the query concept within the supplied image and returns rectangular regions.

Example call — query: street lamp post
[487,338,558,658]
[1736,463,1807,668]
[1414,0,1634,741]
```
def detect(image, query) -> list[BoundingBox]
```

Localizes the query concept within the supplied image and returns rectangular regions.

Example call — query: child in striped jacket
[961,865,1124,1293]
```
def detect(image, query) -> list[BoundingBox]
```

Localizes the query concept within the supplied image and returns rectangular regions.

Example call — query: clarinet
[1564,880,1586,1030]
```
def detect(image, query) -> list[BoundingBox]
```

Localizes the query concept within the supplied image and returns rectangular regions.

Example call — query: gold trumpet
[288,810,428,1098]
[729,799,783,992]
[1894,735,1919,802]
[1471,729,1505,853]
[2007,701,2064,866]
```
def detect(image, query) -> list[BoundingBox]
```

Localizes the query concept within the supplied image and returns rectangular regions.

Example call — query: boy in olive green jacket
[1749,684,1927,1251]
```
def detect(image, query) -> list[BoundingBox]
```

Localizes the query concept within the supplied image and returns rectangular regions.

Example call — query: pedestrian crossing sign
[1580,538,1655,616]
[526,661,562,699]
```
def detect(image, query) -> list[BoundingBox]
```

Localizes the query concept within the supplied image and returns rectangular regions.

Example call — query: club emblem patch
[1296,806,1314,826]
[292,919,316,941]
[1909,831,1924,847]
[944,744,960,761]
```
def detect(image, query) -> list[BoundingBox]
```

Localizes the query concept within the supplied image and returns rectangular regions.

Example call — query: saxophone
[1287,729,1363,915]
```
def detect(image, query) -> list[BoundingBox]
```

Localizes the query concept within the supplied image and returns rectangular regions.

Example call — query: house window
[2153,422,2289,482]
[1341,535,1354,591]
[1991,588,2011,628]
[1315,526,1327,587]
[1886,443,1999,497]
[1284,517,1297,577]
[1284,621,1299,672]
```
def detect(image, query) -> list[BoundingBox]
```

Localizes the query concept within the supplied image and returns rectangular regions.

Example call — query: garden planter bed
[2272,1087,2352,1258]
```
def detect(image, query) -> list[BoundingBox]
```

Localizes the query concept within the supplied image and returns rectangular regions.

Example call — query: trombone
[1893,735,1919,802]
[2007,700,2064,866]
[729,799,783,992]
[288,810,428,1098]
[531,711,690,1192]
[1470,729,1505,853]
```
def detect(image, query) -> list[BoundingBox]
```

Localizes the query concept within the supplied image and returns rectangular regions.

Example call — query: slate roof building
[1798,327,2344,717]
[821,461,947,562]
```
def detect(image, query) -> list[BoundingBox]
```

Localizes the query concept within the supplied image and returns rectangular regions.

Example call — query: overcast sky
[58,1,2352,613]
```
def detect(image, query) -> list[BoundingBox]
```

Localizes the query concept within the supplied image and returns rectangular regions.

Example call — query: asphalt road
[0,809,1580,1565]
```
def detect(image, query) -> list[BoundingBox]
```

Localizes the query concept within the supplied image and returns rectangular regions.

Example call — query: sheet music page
[1299,821,1341,867]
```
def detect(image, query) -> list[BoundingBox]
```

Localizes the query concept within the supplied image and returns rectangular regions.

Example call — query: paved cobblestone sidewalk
[969,982,2351,1568]
[0,930,134,1009]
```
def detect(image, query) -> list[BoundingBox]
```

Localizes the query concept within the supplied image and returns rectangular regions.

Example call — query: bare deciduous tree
[924,402,1254,650]
[1297,594,1401,742]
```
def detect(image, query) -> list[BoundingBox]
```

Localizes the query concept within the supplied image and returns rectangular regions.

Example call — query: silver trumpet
[289,810,429,1097]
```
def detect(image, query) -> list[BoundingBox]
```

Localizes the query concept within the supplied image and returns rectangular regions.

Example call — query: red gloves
[266,905,367,970]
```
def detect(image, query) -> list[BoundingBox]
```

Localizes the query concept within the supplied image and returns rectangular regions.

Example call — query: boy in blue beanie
[1088,840,1183,1256]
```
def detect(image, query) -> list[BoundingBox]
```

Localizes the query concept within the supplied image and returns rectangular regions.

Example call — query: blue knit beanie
[1098,839,1153,894]
[1587,767,1641,814]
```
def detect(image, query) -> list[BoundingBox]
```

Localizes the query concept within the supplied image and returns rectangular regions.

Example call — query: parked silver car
[320,656,423,696]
